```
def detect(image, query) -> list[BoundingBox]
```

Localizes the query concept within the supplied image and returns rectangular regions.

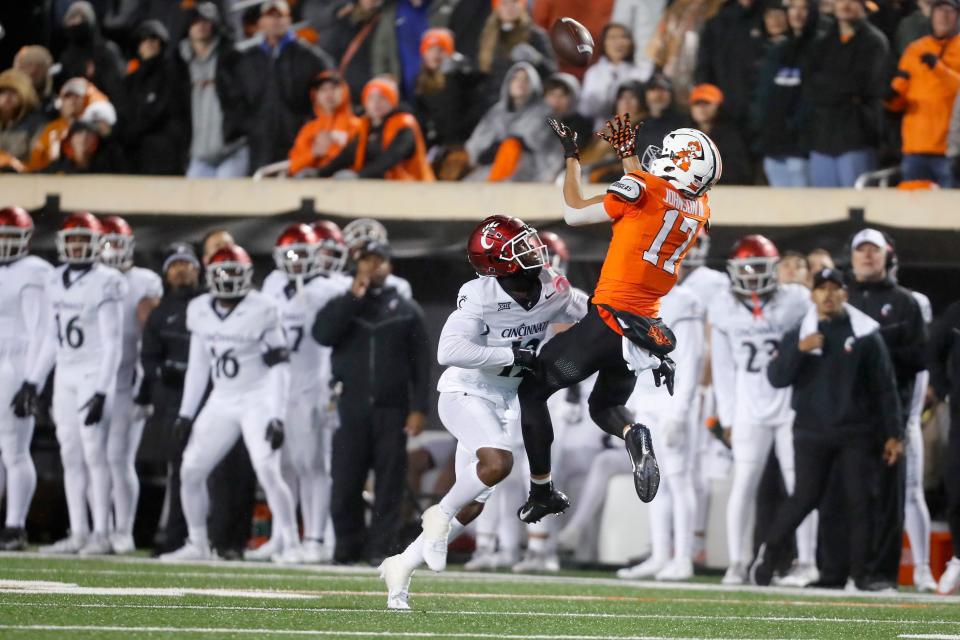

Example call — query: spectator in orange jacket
[288,72,361,176]
[319,77,435,181]
[887,0,960,187]
[28,78,109,172]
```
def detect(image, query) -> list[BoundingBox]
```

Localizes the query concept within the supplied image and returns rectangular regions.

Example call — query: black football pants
[945,406,960,557]
[518,305,638,477]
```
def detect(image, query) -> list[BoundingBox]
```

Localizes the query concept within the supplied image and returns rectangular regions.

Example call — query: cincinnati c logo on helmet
[672,140,704,172]
[479,221,500,250]
[647,324,672,347]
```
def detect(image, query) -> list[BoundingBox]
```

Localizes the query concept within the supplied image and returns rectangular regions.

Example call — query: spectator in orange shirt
[27,77,109,172]
[319,77,435,181]
[288,72,361,177]
[887,0,960,187]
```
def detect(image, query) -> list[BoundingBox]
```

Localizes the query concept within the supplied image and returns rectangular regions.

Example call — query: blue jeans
[186,145,250,178]
[763,156,810,187]
[809,149,876,187]
[901,154,952,187]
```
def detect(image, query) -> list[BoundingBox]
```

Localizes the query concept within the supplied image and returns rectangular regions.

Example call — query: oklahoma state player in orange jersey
[516,114,722,524]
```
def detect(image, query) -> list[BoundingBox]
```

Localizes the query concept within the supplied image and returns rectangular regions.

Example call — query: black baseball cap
[812,267,845,289]
[355,240,391,260]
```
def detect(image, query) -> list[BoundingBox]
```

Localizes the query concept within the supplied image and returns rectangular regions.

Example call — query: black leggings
[518,305,637,476]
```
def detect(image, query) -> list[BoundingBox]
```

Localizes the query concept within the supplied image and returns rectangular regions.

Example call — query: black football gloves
[512,343,538,371]
[11,382,38,419]
[266,418,285,450]
[652,356,676,396]
[81,393,106,426]
[173,416,193,445]
[547,117,580,160]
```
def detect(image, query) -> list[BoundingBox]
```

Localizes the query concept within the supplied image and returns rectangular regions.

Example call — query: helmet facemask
[274,243,321,279]
[0,226,31,262]
[100,233,134,270]
[502,228,548,271]
[727,257,779,297]
[56,228,102,265]
[207,261,253,298]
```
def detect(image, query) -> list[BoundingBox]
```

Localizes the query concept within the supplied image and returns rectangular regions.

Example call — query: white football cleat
[914,564,937,593]
[512,551,560,573]
[78,532,113,556]
[244,537,281,561]
[300,539,331,564]
[420,505,452,572]
[110,533,136,555]
[655,557,694,581]
[273,544,304,565]
[722,563,748,586]
[464,550,499,571]
[159,539,213,562]
[938,557,960,595]
[617,555,668,580]
[39,534,88,555]
[379,555,413,610]
[775,563,820,588]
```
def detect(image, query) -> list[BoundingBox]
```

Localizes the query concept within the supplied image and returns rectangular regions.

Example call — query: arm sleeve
[20,283,48,373]
[288,123,318,175]
[437,291,513,368]
[563,200,611,226]
[95,299,124,395]
[178,334,211,419]
[664,317,705,424]
[559,288,589,323]
[357,127,415,178]
[766,328,807,389]
[261,321,290,421]
[865,333,905,439]
[26,307,57,386]
[407,302,432,414]
[709,324,737,427]
[312,292,362,346]
[139,308,163,397]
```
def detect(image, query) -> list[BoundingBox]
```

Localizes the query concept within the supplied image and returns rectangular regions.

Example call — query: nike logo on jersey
[544,292,557,300]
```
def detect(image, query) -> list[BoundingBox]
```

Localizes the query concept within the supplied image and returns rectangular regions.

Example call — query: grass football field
[1,552,959,639]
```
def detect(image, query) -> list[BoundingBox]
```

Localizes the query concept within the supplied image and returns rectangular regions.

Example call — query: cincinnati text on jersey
[501,321,550,339]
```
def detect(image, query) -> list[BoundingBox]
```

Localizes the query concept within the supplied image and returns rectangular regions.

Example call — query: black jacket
[321,4,381,106]
[414,57,485,147]
[702,118,754,184]
[140,286,203,418]
[694,0,765,125]
[234,34,333,171]
[750,15,824,158]
[768,312,902,440]
[57,31,127,106]
[635,109,688,160]
[846,276,927,414]
[313,285,430,414]
[123,53,187,175]
[804,19,890,154]
[929,300,960,411]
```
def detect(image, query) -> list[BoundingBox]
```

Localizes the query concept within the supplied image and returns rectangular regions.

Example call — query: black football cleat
[749,543,774,586]
[517,484,570,524]
[0,527,27,551]
[625,423,660,503]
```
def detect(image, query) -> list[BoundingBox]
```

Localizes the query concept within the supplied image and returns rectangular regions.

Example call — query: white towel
[798,303,880,355]
[622,337,661,374]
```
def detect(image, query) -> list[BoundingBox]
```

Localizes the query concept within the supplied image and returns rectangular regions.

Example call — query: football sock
[87,452,112,534]
[439,461,490,520]
[254,459,300,548]
[906,484,932,566]
[188,525,209,549]
[109,416,145,536]
[400,520,466,572]
[0,423,37,529]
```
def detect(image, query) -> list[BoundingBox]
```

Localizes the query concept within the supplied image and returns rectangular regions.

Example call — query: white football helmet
[641,128,722,198]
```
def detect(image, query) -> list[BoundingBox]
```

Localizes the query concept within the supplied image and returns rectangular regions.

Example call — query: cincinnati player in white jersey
[905,289,936,591]
[616,283,704,581]
[160,244,301,564]
[709,235,816,586]
[97,215,162,554]
[379,216,586,610]
[22,212,126,556]
[342,218,412,299]
[2,207,52,551]
[259,222,350,563]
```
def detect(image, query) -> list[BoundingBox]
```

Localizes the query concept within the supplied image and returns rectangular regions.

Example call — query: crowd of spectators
[2,0,960,187]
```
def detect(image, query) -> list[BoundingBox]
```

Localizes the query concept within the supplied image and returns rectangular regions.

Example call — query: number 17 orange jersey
[592,170,711,332]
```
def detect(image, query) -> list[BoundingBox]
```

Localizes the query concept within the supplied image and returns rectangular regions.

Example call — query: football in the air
[550,17,595,67]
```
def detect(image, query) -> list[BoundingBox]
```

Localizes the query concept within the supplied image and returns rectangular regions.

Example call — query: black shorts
[525,304,637,411]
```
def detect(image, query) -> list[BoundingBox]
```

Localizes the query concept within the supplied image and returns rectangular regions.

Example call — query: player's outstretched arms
[547,117,608,226]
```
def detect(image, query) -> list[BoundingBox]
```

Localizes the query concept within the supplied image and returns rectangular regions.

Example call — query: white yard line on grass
[0,580,312,600]
[900,635,960,639]
[1,552,955,604]
[2,600,957,628]
[0,625,812,640]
